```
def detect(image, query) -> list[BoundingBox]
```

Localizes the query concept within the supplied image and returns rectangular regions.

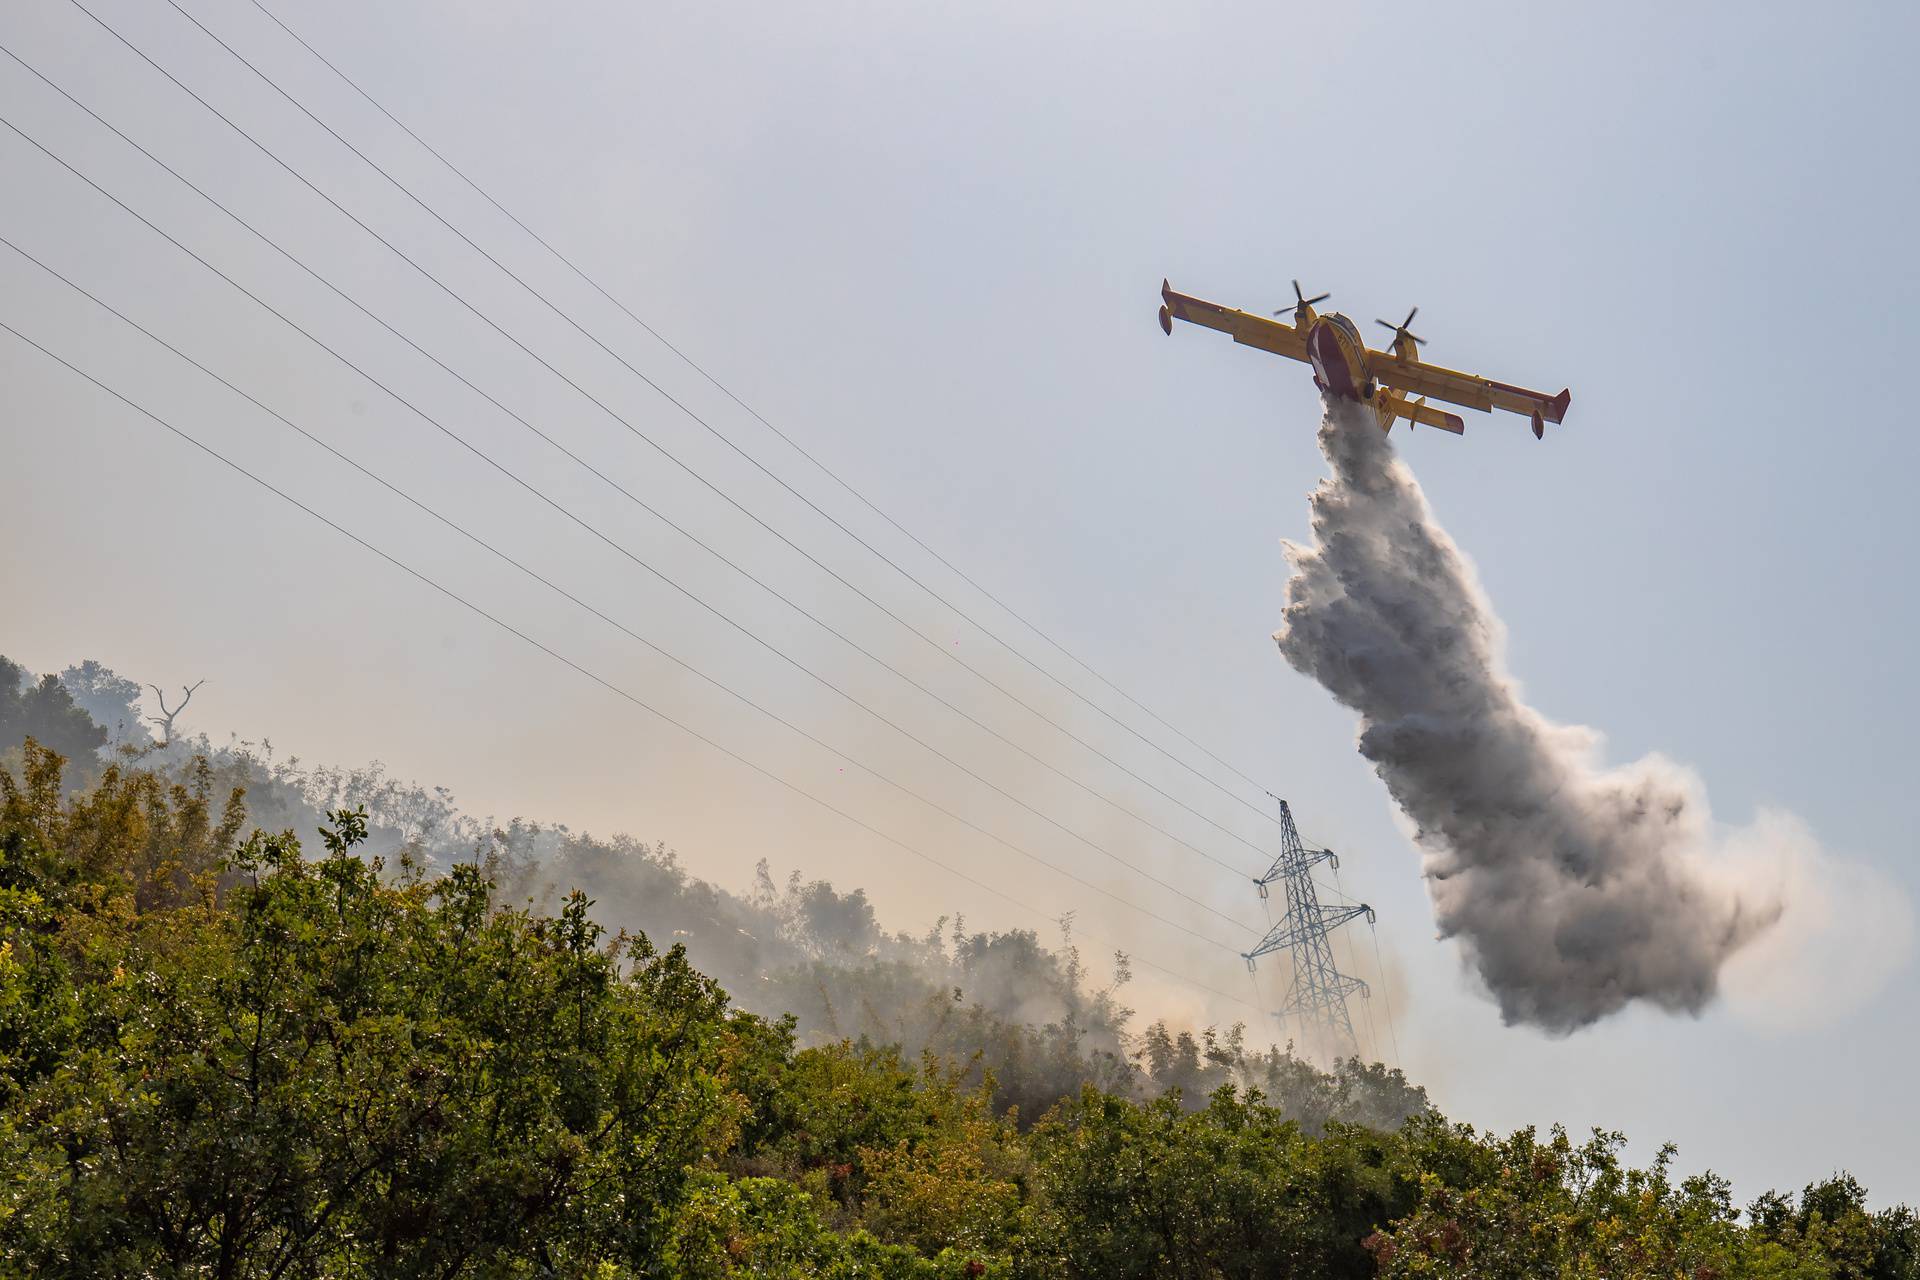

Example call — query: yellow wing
[1159,281,1309,362]
[1371,350,1571,432]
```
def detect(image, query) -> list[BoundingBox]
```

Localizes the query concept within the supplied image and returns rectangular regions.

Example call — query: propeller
[1275,278,1331,317]
[1375,306,1426,347]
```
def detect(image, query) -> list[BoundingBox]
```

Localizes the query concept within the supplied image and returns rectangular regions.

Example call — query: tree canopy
[3,703,1915,1277]
[0,655,107,765]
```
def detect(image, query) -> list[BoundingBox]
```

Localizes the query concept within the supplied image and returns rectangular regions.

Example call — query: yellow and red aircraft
[1159,279,1571,439]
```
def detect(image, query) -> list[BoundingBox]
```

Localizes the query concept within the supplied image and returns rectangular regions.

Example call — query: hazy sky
[4,0,1916,1202]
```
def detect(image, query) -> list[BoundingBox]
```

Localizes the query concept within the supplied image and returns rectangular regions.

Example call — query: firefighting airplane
[1158,279,1571,438]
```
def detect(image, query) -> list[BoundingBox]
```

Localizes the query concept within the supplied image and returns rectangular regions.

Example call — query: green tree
[661,1173,936,1278]
[1022,1084,1418,1280]
[1749,1175,1920,1280]
[5,734,1912,1280]
[0,739,244,911]
[0,656,107,764]
[1369,1126,1828,1280]
[57,660,150,747]
[0,751,748,1277]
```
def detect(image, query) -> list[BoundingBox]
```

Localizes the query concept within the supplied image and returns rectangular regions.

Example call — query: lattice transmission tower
[1243,797,1375,1061]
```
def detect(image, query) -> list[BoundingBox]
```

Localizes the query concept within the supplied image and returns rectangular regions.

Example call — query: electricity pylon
[1243,797,1374,1061]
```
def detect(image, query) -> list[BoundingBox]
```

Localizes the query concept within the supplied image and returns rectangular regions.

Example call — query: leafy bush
[4,735,1912,1279]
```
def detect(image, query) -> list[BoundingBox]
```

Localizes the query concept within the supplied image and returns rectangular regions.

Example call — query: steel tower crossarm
[1254,795,1339,893]
[1242,901,1376,966]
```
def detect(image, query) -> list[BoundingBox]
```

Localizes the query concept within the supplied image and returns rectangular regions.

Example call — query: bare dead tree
[146,680,205,746]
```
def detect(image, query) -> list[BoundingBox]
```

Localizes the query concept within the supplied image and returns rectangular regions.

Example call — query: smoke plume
[1275,400,1782,1032]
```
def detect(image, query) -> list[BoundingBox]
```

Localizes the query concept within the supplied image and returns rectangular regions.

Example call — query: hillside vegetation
[2,660,1916,1277]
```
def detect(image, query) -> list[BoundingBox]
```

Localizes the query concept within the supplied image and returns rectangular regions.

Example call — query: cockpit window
[1329,315,1363,345]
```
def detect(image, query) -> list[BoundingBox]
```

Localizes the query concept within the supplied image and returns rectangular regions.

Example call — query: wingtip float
[1159,278,1570,440]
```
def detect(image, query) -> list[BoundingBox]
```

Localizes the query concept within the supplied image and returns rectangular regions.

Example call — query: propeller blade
[1290,280,1331,309]
[1377,308,1427,346]
[1280,290,1330,317]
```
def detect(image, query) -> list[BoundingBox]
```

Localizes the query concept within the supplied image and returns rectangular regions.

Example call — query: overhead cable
[0,47,1261,884]
[0,113,1255,935]
[103,0,1293,839]
[0,309,1263,1013]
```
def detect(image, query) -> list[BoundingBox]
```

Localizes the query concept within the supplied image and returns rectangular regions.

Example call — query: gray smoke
[1274,400,1780,1032]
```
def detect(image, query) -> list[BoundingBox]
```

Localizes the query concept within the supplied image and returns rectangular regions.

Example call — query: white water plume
[1273,400,1908,1033]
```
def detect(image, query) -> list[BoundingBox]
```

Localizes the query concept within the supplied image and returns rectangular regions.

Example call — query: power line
[0,309,1263,1014]
[0,46,1260,886]
[191,0,1279,819]
[0,138,1259,951]
[60,0,1286,863]
[0,226,1259,942]
[1369,920,1403,1071]
[1332,860,1381,1063]
[3,5,1361,1034]
[155,0,1289,830]
[249,0,1277,807]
